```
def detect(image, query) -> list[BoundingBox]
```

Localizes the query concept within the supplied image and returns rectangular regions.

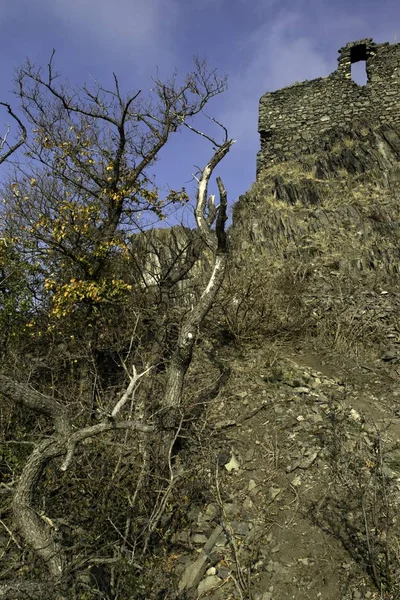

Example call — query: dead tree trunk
[160,139,234,455]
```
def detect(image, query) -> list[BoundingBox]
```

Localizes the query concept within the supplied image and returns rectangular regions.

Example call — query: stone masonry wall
[257,39,400,176]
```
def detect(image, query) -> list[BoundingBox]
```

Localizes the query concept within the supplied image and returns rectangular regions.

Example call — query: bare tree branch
[0,580,57,600]
[195,139,235,248]
[111,363,152,418]
[162,139,234,416]
[0,375,70,436]
[0,373,154,582]
[0,102,26,164]
[1,54,232,593]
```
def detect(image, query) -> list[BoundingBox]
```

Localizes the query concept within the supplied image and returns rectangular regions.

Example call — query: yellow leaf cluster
[44,278,56,290]
[141,188,159,204]
[32,200,102,244]
[10,183,20,196]
[49,277,132,318]
[166,188,190,204]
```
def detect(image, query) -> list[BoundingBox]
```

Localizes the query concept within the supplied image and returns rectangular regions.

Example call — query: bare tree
[0,55,234,598]
[0,52,228,416]
[10,52,227,279]
[0,374,155,599]
[0,137,233,597]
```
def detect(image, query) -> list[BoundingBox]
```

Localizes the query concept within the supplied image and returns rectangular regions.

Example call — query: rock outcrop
[231,123,400,277]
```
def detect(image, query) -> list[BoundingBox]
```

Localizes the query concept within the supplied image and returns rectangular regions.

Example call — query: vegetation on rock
[2,47,400,600]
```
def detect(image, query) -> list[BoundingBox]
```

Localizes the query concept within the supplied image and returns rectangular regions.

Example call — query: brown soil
[179,340,400,600]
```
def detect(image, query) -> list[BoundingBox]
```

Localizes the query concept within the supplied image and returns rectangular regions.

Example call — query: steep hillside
[4,119,400,599]
[227,122,400,362]
[164,122,400,600]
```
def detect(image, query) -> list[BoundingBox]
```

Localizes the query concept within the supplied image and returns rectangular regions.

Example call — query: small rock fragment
[217,566,230,579]
[225,454,240,472]
[192,534,208,545]
[291,475,302,487]
[216,452,231,467]
[349,408,361,422]
[223,503,240,516]
[381,345,399,362]
[269,486,281,500]
[197,575,222,595]
[205,504,218,521]
[243,496,253,510]
[231,521,250,536]
[293,387,310,394]
[248,479,257,492]
[245,447,255,462]
[298,450,320,469]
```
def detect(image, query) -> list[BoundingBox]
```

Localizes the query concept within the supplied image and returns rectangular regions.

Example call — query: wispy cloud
[216,9,334,148]
[35,0,179,71]
[209,6,337,196]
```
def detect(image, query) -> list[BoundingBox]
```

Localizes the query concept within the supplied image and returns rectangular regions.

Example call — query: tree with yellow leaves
[0,52,234,599]
[5,52,225,323]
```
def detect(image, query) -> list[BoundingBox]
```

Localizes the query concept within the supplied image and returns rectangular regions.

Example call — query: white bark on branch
[195,140,234,249]
[162,142,233,413]
[111,364,153,418]
[0,375,154,581]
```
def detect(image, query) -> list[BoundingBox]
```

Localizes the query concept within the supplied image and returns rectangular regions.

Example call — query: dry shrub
[312,406,400,598]
[306,266,399,360]
[211,259,313,345]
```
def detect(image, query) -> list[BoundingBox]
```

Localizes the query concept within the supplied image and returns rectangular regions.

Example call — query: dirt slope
[173,341,400,600]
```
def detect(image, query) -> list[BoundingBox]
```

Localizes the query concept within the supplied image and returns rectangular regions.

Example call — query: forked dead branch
[0,53,234,598]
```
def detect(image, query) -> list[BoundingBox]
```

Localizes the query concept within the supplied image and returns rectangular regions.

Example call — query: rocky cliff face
[132,123,400,355]
[227,123,400,357]
[232,123,400,276]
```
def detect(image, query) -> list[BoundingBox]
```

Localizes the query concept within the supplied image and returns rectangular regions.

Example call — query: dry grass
[312,412,400,598]
[230,159,400,360]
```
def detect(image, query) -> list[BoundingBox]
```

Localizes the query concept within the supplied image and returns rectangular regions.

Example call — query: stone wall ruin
[257,38,400,176]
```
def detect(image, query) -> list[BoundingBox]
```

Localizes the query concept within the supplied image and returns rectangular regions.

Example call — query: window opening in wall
[350,44,368,86]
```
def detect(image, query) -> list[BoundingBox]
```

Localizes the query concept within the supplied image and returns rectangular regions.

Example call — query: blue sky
[0,0,399,224]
